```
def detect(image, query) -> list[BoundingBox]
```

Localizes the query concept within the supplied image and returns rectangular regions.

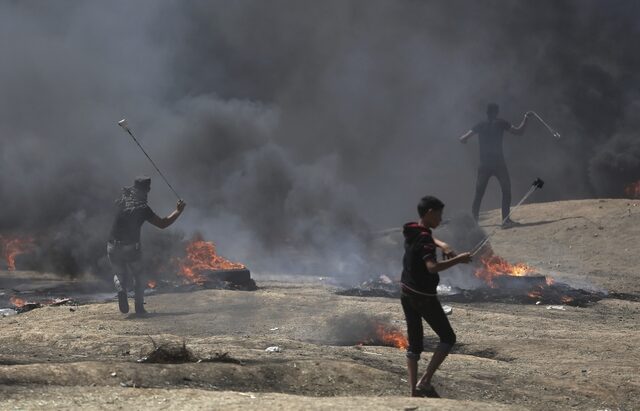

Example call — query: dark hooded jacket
[400,222,439,294]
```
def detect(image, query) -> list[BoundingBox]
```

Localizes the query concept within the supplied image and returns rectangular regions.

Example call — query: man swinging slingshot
[459,103,532,228]
[459,103,560,228]
[108,119,187,316]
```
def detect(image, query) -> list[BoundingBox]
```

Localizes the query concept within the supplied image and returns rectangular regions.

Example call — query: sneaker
[134,309,148,318]
[117,291,129,313]
[501,218,519,229]
[415,384,440,398]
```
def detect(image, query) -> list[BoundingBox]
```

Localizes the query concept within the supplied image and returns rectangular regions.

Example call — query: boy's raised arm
[433,237,457,258]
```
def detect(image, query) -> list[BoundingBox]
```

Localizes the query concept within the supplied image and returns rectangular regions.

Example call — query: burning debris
[441,283,604,307]
[0,233,255,316]
[0,235,36,271]
[0,234,255,320]
[6,295,74,314]
[358,324,408,349]
[473,253,540,288]
[10,296,43,313]
[177,236,246,283]
[324,312,408,349]
[170,235,255,290]
[336,251,607,307]
[10,296,27,307]
[464,251,605,306]
[141,235,257,297]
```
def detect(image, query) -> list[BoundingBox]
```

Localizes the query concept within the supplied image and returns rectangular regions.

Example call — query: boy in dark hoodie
[401,195,472,397]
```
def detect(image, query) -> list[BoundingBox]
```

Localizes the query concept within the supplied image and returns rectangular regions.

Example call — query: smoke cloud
[1,1,639,282]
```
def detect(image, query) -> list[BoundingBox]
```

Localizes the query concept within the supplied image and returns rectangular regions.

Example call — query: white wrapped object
[0,308,17,317]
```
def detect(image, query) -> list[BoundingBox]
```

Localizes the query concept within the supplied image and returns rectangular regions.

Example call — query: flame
[375,324,409,349]
[470,252,581,305]
[624,181,640,198]
[10,296,26,308]
[474,253,533,288]
[147,280,157,289]
[177,236,245,285]
[561,295,574,304]
[359,323,408,349]
[0,235,36,271]
[528,289,542,299]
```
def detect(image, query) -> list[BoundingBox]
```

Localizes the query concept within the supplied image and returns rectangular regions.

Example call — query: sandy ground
[0,199,639,410]
[480,198,640,294]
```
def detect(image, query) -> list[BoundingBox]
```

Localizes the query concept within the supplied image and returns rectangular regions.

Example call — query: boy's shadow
[125,311,192,320]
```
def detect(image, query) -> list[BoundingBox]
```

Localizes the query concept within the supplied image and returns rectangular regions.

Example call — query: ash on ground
[335,275,608,307]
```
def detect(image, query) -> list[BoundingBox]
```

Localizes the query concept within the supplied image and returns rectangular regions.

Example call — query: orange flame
[147,280,157,289]
[473,252,577,304]
[375,324,409,349]
[177,236,245,285]
[0,235,36,271]
[10,296,26,308]
[561,295,574,304]
[624,181,640,198]
[474,253,533,288]
[528,289,542,299]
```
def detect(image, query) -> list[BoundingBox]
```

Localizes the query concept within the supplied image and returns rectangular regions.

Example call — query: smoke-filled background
[0,0,639,281]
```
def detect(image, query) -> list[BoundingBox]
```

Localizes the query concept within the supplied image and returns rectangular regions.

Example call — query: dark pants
[401,292,456,359]
[471,162,511,221]
[107,241,145,310]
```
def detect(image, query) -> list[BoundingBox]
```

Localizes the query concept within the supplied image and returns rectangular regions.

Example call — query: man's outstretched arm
[509,112,533,135]
[426,252,472,273]
[149,200,186,229]
[459,129,475,144]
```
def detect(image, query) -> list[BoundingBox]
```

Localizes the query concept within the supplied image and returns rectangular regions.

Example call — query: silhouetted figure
[459,103,531,227]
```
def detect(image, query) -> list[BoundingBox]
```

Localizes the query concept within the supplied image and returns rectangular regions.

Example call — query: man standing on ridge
[459,103,532,228]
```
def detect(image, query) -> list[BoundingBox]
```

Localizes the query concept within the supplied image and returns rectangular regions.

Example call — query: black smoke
[0,1,639,281]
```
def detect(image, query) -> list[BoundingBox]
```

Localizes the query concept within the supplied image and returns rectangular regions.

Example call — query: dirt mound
[0,386,521,411]
[480,199,640,294]
[376,199,640,295]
